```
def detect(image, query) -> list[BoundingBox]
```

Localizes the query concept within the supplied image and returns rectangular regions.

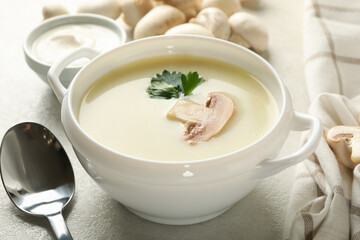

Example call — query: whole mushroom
[77,0,122,19]
[228,33,251,48]
[201,0,241,17]
[121,0,154,28]
[43,3,69,19]
[192,7,230,40]
[165,23,214,37]
[134,5,186,39]
[163,0,201,20]
[228,12,269,52]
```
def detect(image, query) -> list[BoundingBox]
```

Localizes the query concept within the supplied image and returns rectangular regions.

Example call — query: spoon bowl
[0,122,74,240]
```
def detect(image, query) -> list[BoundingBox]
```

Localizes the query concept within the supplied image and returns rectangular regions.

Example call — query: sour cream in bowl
[24,14,126,86]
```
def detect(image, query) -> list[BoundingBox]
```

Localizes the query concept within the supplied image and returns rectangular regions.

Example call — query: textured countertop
[0,0,307,239]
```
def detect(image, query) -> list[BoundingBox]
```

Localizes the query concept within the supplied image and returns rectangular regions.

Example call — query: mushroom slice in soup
[167,92,234,143]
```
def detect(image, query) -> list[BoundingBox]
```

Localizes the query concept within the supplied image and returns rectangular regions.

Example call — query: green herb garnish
[181,71,204,96]
[147,70,205,99]
[147,81,180,99]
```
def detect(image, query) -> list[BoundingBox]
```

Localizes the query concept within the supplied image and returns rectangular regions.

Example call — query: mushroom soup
[78,55,279,162]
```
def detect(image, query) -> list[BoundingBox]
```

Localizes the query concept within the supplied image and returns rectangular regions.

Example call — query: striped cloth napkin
[284,0,360,239]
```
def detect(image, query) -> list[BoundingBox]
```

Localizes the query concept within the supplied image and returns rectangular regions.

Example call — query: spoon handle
[46,213,73,240]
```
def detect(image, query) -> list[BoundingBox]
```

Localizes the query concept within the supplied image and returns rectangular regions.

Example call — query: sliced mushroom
[167,99,212,123]
[167,92,234,143]
[326,126,360,169]
[134,5,186,39]
[193,7,230,40]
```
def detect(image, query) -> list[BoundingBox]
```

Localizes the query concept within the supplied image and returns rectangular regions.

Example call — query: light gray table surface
[0,0,308,239]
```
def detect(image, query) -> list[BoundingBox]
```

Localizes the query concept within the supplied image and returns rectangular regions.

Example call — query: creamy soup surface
[78,56,279,162]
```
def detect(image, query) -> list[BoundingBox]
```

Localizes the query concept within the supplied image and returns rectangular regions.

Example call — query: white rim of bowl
[67,35,289,166]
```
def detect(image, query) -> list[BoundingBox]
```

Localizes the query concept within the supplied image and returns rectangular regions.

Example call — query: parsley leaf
[181,71,205,96]
[147,70,205,99]
[154,70,183,92]
[147,80,180,99]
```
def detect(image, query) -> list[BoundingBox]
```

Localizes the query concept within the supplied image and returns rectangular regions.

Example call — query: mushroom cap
[229,12,268,52]
[194,7,231,40]
[201,0,241,16]
[134,5,186,39]
[165,23,214,37]
[164,0,200,6]
[164,0,201,19]
[43,3,69,19]
[229,32,251,48]
[121,0,154,28]
[77,0,121,19]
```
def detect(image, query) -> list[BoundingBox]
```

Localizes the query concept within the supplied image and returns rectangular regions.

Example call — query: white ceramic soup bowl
[48,36,321,225]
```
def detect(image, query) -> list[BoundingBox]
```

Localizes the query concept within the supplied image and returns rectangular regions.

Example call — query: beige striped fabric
[284,94,360,240]
[304,0,360,101]
[284,0,360,239]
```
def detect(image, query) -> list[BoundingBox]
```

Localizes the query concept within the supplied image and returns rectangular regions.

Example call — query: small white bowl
[48,36,321,225]
[23,14,126,87]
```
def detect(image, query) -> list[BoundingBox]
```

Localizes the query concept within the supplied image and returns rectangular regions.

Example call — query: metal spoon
[0,122,74,240]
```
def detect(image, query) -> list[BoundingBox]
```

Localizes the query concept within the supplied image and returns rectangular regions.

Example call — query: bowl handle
[47,47,99,103]
[253,111,322,179]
